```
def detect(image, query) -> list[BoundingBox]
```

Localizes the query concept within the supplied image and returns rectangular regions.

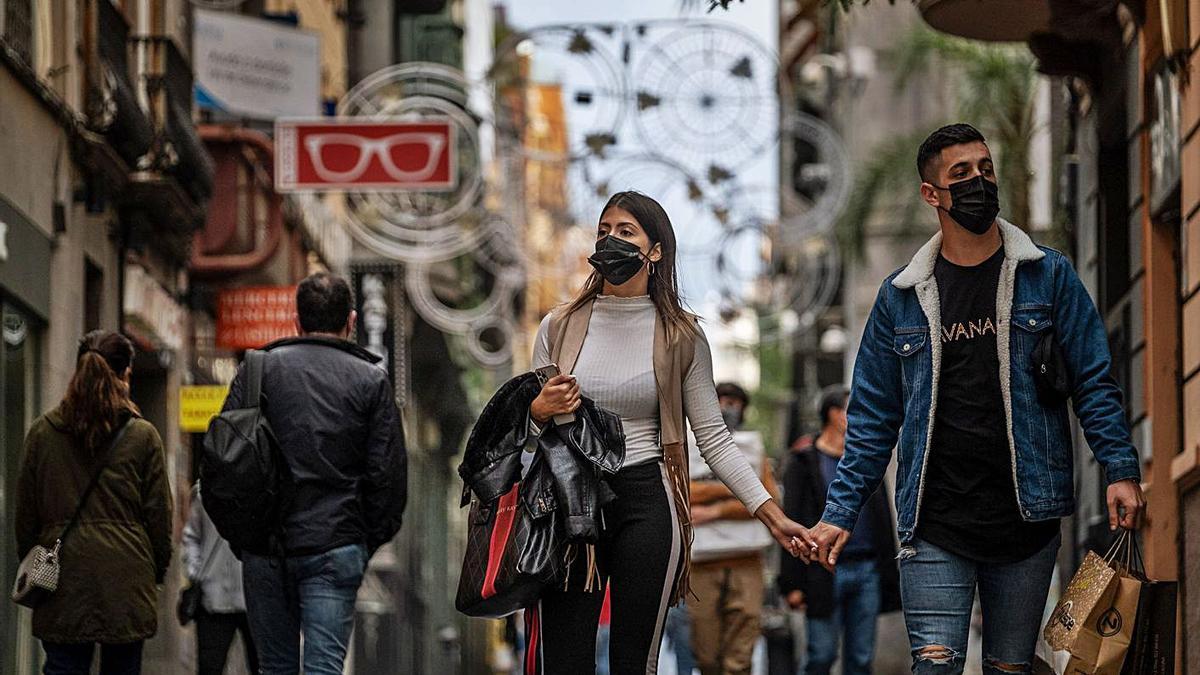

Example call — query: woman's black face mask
[930,175,1000,235]
[588,235,650,286]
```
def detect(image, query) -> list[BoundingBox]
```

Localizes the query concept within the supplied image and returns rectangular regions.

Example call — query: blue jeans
[805,558,880,675]
[899,533,1059,674]
[243,543,368,675]
[42,642,143,675]
[664,604,697,674]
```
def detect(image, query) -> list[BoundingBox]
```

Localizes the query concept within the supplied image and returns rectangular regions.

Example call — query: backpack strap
[245,350,265,410]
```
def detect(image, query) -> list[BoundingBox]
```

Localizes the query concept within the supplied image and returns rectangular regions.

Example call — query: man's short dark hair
[716,382,750,408]
[818,386,849,427]
[296,272,354,333]
[916,123,987,182]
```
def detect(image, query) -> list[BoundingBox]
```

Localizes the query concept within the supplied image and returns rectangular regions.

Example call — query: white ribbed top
[533,296,772,513]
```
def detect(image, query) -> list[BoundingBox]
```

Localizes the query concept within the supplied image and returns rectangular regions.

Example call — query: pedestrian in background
[778,387,900,675]
[182,484,258,675]
[15,330,173,675]
[686,382,781,675]
[222,272,408,675]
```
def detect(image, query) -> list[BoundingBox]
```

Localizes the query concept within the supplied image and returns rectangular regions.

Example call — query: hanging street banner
[193,9,321,120]
[216,285,297,350]
[179,385,230,433]
[274,117,456,192]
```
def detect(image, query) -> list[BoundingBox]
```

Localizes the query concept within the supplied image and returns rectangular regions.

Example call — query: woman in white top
[525,191,812,674]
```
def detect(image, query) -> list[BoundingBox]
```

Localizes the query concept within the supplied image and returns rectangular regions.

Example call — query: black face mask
[932,175,1000,235]
[720,405,742,431]
[588,235,649,286]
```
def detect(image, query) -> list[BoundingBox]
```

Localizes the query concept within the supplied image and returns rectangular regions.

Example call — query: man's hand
[1107,479,1146,531]
[690,503,721,526]
[808,521,851,572]
[785,590,806,610]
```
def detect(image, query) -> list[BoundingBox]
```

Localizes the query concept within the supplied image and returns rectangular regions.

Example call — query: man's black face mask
[931,175,1000,235]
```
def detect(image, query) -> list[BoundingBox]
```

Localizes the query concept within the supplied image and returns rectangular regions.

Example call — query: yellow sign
[180,385,230,433]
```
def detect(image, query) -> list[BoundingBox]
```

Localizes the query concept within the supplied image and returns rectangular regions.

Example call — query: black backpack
[200,350,290,556]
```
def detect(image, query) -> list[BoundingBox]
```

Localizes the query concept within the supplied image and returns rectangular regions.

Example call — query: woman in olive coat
[15,330,173,675]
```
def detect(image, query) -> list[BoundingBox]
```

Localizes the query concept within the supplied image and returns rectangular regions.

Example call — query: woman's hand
[754,499,816,558]
[530,374,580,424]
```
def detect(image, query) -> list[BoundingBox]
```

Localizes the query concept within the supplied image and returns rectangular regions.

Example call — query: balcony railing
[131,33,214,207]
[82,0,153,169]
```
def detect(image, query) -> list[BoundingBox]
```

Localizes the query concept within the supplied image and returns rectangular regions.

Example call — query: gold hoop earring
[649,262,656,277]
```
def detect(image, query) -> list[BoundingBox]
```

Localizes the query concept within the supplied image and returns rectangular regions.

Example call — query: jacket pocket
[1012,306,1053,335]
[1011,305,1053,364]
[892,330,927,403]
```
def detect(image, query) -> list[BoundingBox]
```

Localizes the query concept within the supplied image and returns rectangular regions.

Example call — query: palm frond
[835,130,931,262]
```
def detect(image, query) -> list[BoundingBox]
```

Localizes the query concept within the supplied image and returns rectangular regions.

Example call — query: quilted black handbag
[455,457,564,618]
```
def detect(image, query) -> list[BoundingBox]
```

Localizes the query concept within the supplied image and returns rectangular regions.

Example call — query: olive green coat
[14,406,173,644]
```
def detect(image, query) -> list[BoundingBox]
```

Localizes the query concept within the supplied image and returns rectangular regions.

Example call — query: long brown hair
[564,191,699,340]
[62,331,139,453]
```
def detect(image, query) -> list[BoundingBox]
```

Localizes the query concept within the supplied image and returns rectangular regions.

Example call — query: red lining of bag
[482,484,521,599]
[526,604,540,675]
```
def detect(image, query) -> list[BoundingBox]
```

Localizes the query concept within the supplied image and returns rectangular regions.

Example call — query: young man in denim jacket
[802,124,1145,674]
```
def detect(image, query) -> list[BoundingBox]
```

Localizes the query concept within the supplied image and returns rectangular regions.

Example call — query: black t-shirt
[916,247,1059,563]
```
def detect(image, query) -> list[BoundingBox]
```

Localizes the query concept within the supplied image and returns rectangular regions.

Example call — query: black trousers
[196,609,259,675]
[525,461,684,674]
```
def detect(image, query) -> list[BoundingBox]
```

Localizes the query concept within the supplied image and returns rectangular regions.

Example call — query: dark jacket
[458,372,625,542]
[778,439,900,619]
[223,336,407,556]
[15,408,173,643]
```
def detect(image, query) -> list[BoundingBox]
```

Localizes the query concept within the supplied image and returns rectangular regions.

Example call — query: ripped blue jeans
[898,533,1059,674]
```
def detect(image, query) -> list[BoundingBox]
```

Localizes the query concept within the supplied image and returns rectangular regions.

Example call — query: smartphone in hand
[534,363,577,425]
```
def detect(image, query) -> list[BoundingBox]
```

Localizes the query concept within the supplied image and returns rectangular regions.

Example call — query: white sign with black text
[193,9,321,120]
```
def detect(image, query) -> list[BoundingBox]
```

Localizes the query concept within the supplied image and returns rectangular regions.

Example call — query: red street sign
[275,117,456,192]
[216,286,297,350]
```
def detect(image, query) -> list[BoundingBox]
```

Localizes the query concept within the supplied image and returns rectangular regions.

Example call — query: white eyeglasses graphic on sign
[303,132,448,183]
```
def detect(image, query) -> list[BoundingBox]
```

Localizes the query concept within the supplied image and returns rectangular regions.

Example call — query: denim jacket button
[1028,319,1037,326]
[903,343,911,351]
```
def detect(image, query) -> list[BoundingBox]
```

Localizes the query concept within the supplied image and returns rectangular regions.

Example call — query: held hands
[754,499,817,559]
[530,374,580,424]
[1107,478,1146,531]
[805,521,851,572]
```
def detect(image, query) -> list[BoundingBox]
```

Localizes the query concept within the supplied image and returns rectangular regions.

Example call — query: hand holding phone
[532,363,578,426]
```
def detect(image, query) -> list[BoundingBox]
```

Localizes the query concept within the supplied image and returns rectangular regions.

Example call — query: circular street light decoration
[710,184,778,305]
[628,21,780,177]
[492,24,627,162]
[405,254,522,366]
[336,64,490,263]
[566,153,725,258]
[779,111,852,240]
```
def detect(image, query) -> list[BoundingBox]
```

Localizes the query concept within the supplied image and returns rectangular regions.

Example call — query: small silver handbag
[11,540,62,607]
[10,420,131,608]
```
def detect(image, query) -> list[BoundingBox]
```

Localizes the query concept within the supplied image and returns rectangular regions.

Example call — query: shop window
[0,302,41,675]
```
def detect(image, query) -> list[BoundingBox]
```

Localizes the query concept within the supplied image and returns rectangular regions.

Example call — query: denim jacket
[822,220,1141,545]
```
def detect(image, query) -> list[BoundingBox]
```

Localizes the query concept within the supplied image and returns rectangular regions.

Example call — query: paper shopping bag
[1062,570,1140,674]
[1045,550,1120,650]
[1120,580,1177,675]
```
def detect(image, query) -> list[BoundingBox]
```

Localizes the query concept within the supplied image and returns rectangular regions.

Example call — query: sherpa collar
[892,218,1045,290]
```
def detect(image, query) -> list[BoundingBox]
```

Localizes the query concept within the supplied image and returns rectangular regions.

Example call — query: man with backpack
[205,272,408,675]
